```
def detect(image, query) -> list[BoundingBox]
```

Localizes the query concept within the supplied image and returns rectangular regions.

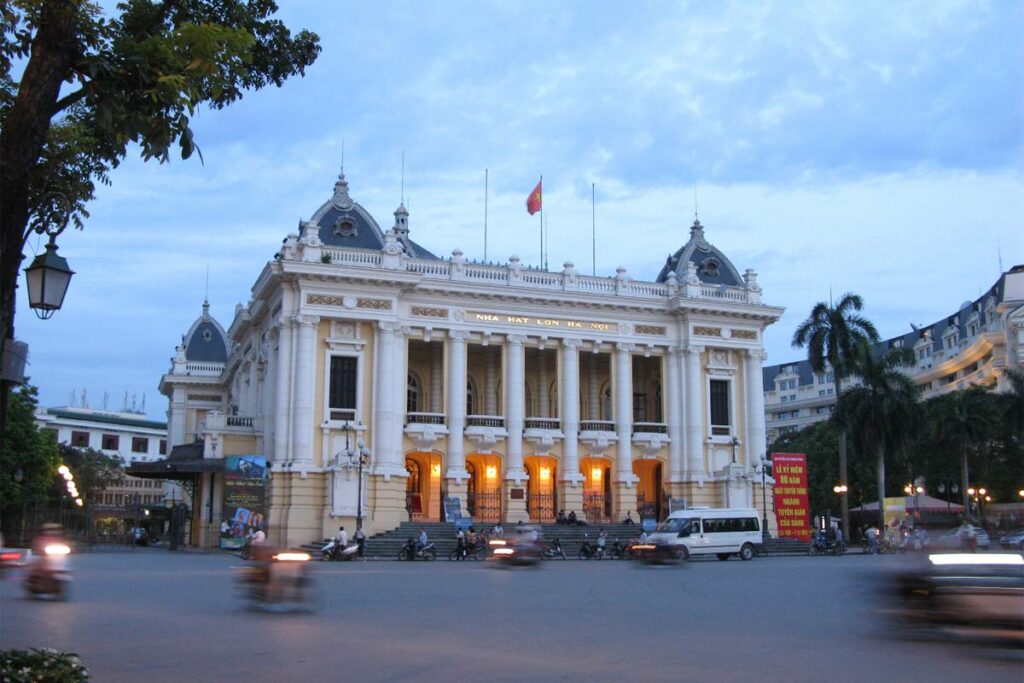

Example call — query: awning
[127,442,223,481]
[850,495,964,512]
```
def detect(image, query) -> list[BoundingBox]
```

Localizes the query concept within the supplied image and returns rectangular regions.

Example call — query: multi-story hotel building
[764,265,1024,443]
[143,170,784,547]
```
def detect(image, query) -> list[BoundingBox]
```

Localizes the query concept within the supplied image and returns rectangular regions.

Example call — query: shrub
[0,648,89,682]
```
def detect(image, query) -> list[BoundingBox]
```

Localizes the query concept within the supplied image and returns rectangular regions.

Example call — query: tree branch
[54,86,88,113]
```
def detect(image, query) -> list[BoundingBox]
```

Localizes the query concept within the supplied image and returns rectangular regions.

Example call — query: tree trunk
[876,445,886,531]
[835,375,849,541]
[960,449,970,522]
[0,1,81,473]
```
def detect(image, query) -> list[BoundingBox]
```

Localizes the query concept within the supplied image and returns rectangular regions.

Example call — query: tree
[837,342,918,529]
[0,1,320,449]
[56,443,124,503]
[926,387,999,515]
[0,384,60,539]
[791,292,880,538]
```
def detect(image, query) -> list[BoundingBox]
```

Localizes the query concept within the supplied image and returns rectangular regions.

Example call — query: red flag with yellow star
[526,178,542,215]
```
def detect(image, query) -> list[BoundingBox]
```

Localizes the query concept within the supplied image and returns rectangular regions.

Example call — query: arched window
[407,372,420,413]
[466,378,477,416]
[601,383,612,421]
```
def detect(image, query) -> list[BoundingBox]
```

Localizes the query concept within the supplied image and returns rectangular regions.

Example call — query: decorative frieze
[635,325,667,336]
[306,294,345,306]
[693,326,722,337]
[411,306,449,319]
[357,297,393,310]
[731,329,757,340]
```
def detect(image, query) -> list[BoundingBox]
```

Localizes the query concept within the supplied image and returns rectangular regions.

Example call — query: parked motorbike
[24,542,72,599]
[578,535,614,560]
[237,549,313,611]
[321,539,359,561]
[809,532,845,556]
[539,538,567,560]
[398,539,437,561]
[448,542,486,561]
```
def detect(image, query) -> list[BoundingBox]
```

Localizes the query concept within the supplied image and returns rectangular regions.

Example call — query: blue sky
[16,0,1024,418]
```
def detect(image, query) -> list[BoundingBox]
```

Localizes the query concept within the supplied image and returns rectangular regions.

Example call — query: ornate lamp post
[341,422,371,531]
[23,193,75,319]
[729,436,740,465]
[755,456,772,542]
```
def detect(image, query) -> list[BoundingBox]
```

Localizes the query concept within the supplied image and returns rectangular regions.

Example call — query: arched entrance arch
[524,455,557,523]
[579,456,613,524]
[405,451,442,521]
[465,453,502,523]
[633,458,666,522]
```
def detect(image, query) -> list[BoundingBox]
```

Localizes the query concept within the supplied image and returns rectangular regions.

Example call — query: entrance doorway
[633,459,665,522]
[466,453,502,523]
[580,456,612,524]
[524,455,557,523]
[405,452,442,521]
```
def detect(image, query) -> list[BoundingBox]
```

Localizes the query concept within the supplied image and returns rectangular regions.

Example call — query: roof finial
[694,186,699,222]
[341,138,345,174]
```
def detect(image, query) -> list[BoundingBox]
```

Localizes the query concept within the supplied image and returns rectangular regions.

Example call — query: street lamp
[24,193,75,319]
[729,437,740,465]
[755,456,772,542]
[340,422,371,532]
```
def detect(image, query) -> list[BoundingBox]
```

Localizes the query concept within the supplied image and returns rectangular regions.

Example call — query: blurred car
[931,526,991,551]
[0,533,32,574]
[998,529,1024,550]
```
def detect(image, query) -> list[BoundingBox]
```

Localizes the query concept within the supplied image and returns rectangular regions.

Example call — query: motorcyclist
[417,528,428,552]
[335,526,348,548]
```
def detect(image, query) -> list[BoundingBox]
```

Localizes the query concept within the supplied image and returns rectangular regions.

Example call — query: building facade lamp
[340,421,371,532]
[24,235,74,319]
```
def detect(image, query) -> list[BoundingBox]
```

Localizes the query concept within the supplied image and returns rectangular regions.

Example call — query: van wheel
[739,543,755,561]
[675,547,689,561]
[716,553,730,561]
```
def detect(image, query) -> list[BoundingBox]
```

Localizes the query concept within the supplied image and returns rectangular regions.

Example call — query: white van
[645,508,763,561]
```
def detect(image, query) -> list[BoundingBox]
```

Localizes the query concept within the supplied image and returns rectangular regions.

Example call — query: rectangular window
[826,373,834,382]
[101,434,119,451]
[71,431,89,447]
[159,439,167,455]
[709,380,730,436]
[131,437,148,453]
[780,395,788,403]
[329,356,358,422]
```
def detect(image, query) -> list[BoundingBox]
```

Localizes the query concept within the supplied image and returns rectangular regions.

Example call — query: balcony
[579,420,617,456]
[404,412,448,451]
[632,422,669,457]
[465,415,507,453]
[524,417,563,451]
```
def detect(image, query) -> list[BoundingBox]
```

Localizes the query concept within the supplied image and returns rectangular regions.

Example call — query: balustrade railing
[580,420,616,432]
[406,412,446,426]
[633,422,668,434]
[524,418,561,430]
[466,415,505,428]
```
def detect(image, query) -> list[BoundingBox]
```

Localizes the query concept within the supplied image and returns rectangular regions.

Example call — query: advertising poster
[220,455,268,549]
[770,453,812,541]
[882,497,906,530]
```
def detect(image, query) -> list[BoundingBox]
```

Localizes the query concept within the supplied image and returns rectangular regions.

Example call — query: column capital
[684,344,705,356]
[615,342,635,354]
[745,348,768,361]
[507,334,527,346]
[294,314,320,328]
[562,338,582,350]
[448,329,470,342]
[378,320,402,334]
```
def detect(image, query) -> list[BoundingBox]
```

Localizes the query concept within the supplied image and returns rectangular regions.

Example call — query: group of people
[333,525,367,557]
[555,510,585,526]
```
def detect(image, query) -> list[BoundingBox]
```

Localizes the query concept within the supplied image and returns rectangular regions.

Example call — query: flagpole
[484,168,489,261]
[539,174,544,269]
[591,182,596,276]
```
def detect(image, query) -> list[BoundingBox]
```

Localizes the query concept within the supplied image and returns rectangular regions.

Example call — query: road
[1,550,1021,682]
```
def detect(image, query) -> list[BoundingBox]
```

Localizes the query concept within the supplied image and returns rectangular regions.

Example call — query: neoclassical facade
[157,171,783,547]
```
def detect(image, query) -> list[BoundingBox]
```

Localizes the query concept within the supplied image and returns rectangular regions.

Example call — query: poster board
[220,455,268,549]
[770,452,812,541]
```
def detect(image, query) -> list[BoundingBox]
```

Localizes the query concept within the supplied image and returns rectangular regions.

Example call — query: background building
[763,265,1024,442]
[144,170,784,547]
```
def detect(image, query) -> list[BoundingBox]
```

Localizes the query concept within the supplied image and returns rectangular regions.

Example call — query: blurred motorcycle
[25,542,72,599]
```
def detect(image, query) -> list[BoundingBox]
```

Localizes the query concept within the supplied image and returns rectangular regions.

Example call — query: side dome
[656,219,742,286]
[183,301,229,363]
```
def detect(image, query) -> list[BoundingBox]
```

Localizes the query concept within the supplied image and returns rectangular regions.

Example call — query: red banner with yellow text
[771,452,812,541]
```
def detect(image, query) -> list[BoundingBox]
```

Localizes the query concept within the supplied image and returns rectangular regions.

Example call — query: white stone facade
[160,171,784,547]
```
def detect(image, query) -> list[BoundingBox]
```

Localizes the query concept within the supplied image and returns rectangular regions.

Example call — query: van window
[655,518,686,534]
[702,517,759,533]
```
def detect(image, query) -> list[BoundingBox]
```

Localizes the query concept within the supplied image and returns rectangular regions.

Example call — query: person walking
[354,527,366,558]
[865,525,878,554]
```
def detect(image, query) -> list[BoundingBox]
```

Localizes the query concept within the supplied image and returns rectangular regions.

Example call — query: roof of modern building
[42,407,167,431]
[304,170,438,260]
[655,219,743,286]
[763,266,1022,386]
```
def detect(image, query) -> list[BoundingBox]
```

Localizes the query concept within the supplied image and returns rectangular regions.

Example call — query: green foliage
[791,293,880,381]
[2,0,320,237]
[0,385,60,508]
[0,648,89,682]
[56,443,124,503]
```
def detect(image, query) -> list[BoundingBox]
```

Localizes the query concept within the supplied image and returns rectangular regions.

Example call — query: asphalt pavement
[1,550,1021,682]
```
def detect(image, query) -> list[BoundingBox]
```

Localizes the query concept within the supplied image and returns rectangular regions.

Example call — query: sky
[15,0,1024,419]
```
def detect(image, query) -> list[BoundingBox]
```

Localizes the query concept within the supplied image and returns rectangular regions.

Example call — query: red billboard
[771,453,812,541]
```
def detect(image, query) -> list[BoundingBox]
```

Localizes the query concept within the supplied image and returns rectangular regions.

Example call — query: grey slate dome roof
[655,219,742,286]
[183,301,229,363]
[305,170,438,259]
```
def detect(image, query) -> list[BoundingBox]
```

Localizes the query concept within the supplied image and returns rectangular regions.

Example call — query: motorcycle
[489,537,541,567]
[321,539,359,562]
[809,532,845,556]
[24,542,72,599]
[448,541,487,561]
[578,534,612,560]
[398,539,437,561]
[539,538,567,560]
[237,549,313,611]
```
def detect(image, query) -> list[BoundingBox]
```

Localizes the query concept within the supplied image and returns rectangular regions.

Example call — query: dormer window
[700,258,720,277]
[334,217,358,238]
[202,329,212,342]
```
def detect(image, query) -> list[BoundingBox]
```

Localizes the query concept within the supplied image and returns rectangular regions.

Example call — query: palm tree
[931,387,998,518]
[838,342,918,529]
[792,293,879,538]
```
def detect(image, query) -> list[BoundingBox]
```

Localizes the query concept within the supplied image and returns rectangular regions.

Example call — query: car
[931,525,991,551]
[0,532,32,574]
[998,529,1024,550]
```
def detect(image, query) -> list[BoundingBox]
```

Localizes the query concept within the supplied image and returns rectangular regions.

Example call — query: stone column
[505,335,528,521]
[613,343,637,518]
[560,339,584,514]
[684,345,705,482]
[430,342,443,413]
[373,321,399,470]
[587,353,599,420]
[272,319,293,464]
[667,346,684,482]
[446,330,469,483]
[291,315,318,467]
[537,349,550,417]
[744,349,767,466]
[371,322,411,531]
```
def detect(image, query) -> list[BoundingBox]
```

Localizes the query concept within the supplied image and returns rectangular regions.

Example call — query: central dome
[656,219,742,286]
